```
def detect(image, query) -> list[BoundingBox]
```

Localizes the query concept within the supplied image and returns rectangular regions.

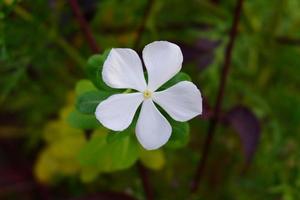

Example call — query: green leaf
[77,130,139,172]
[75,79,97,96]
[155,104,190,149]
[67,110,100,130]
[166,120,190,149]
[76,91,111,114]
[106,123,136,143]
[160,72,191,90]
[86,49,112,90]
[106,130,128,143]
[0,66,25,103]
[77,132,108,166]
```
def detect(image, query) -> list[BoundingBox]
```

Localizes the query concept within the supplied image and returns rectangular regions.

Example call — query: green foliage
[67,110,100,130]
[77,129,139,172]
[75,79,98,95]
[160,72,191,90]
[1,0,300,199]
[166,120,190,149]
[76,91,111,114]
[86,49,112,90]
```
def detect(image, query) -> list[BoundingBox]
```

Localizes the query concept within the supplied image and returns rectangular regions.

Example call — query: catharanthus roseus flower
[95,41,202,150]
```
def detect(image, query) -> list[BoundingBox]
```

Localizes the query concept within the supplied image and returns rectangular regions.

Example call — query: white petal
[142,41,183,91]
[136,99,172,150]
[153,81,202,122]
[102,48,147,91]
[95,93,143,131]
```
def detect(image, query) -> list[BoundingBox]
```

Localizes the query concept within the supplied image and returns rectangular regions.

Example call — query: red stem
[211,0,220,4]
[133,0,155,49]
[68,0,100,53]
[276,37,300,45]
[137,162,154,200]
[190,0,244,193]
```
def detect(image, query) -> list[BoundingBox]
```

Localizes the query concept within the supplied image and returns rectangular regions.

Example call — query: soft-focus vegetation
[0,0,300,199]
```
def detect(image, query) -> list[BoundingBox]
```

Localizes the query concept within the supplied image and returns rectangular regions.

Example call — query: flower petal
[136,99,172,150]
[102,48,147,91]
[153,81,202,122]
[142,41,183,91]
[95,93,143,131]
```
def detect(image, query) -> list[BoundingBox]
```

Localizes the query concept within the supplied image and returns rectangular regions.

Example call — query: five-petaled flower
[95,41,202,150]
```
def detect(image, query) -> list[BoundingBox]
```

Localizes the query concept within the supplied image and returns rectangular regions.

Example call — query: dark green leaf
[155,102,190,149]
[86,49,112,90]
[166,120,190,149]
[67,110,100,130]
[106,121,137,143]
[106,131,129,143]
[159,72,191,90]
[76,91,111,114]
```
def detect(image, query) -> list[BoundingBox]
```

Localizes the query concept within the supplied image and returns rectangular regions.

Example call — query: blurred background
[1,0,300,199]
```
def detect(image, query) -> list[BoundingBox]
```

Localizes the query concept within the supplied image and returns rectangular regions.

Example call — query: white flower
[95,41,202,150]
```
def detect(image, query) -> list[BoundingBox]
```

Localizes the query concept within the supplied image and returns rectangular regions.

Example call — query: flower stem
[190,0,244,193]
[68,0,101,53]
[137,162,154,200]
[133,0,156,49]
[276,37,300,46]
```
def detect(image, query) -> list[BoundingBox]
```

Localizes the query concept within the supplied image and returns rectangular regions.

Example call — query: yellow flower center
[143,90,152,99]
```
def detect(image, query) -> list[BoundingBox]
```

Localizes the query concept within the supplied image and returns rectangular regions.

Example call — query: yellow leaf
[43,120,82,143]
[59,92,75,120]
[4,0,14,6]
[34,150,58,184]
[80,166,101,183]
[139,149,165,170]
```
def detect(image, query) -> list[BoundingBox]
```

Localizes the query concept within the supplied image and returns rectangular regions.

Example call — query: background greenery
[0,0,300,199]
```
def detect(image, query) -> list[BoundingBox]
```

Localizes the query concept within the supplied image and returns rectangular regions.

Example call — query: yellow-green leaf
[139,149,165,170]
